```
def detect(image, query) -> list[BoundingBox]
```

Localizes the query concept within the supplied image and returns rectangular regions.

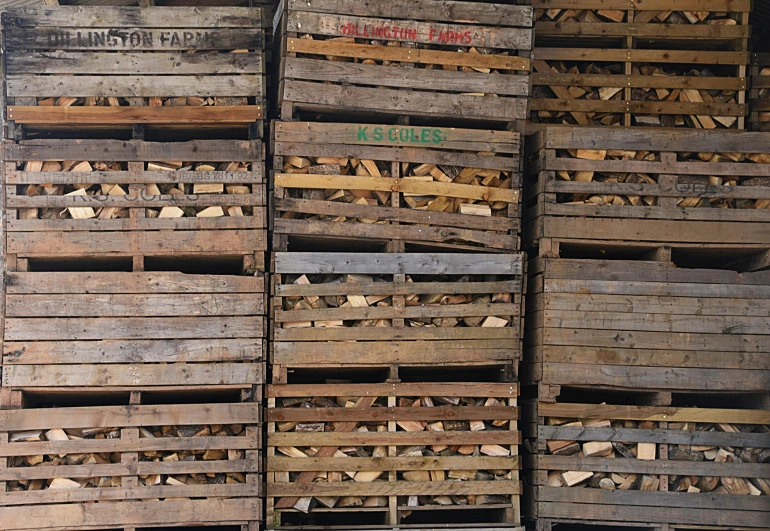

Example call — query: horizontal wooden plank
[288,11,532,49]
[267,406,518,422]
[0,402,259,431]
[274,252,523,275]
[7,105,262,123]
[2,363,263,388]
[543,127,770,153]
[284,80,527,121]
[6,293,262,317]
[287,0,533,27]
[0,498,260,530]
[538,403,770,424]
[273,345,518,366]
[542,363,770,392]
[269,480,520,497]
[0,483,258,507]
[540,202,770,223]
[286,57,528,97]
[535,48,748,66]
[5,316,263,340]
[543,292,770,316]
[535,485,770,512]
[273,141,515,171]
[5,28,262,50]
[5,139,262,161]
[535,20,748,39]
[1,435,258,457]
[7,217,265,233]
[8,193,264,209]
[547,180,770,199]
[7,271,263,294]
[6,51,263,75]
[4,339,262,364]
[529,0,751,11]
[7,170,263,185]
[7,230,265,256]
[269,431,520,447]
[531,98,745,117]
[533,72,746,91]
[538,426,769,448]
[1,460,255,481]
[544,279,770,298]
[536,455,770,478]
[276,280,519,297]
[2,7,262,27]
[268,382,518,397]
[273,121,520,153]
[277,303,519,323]
[275,326,518,342]
[269,456,518,472]
[543,157,770,178]
[287,38,530,70]
[274,173,518,203]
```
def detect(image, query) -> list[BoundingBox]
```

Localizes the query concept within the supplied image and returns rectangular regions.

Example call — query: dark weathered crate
[2,270,265,393]
[524,257,770,392]
[276,0,532,122]
[0,401,261,531]
[525,127,770,255]
[524,400,770,530]
[267,382,521,529]
[530,0,751,129]
[272,252,524,377]
[4,139,266,263]
[750,52,770,131]
[272,121,521,252]
[2,6,264,136]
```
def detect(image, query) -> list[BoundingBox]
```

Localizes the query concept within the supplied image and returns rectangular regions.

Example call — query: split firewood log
[6,424,246,493]
[274,393,514,510]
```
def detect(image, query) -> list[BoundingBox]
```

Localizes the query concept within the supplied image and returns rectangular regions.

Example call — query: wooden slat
[7,106,262,123]
[269,456,518,472]
[267,406,518,422]
[2,7,262,27]
[269,480,521,497]
[269,431,520,446]
[268,382,518,397]
[529,0,751,11]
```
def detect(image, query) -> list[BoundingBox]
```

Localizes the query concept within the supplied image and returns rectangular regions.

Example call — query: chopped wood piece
[561,470,592,486]
[197,206,225,218]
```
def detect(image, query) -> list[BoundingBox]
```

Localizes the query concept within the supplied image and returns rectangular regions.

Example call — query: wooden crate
[750,53,770,131]
[525,127,770,255]
[2,270,266,393]
[0,401,261,531]
[275,0,532,122]
[272,121,521,252]
[3,139,266,263]
[2,7,264,137]
[267,382,522,529]
[524,257,770,392]
[272,252,524,378]
[530,0,751,129]
[524,401,770,530]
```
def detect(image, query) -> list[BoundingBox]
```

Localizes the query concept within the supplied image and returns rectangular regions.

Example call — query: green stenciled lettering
[410,128,419,143]
[400,128,409,142]
[421,128,430,143]
[388,127,398,141]
[357,126,369,141]
[373,127,383,141]
[433,129,444,144]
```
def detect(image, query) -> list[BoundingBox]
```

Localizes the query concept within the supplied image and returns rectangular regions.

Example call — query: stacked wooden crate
[529,0,751,129]
[269,2,531,528]
[0,7,265,531]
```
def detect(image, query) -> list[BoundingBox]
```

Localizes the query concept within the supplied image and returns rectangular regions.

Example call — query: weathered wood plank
[7,170,263,185]
[267,406,518,422]
[269,456,518,472]
[3,7,262,27]
[269,480,521,497]
[268,382,518,397]
[7,77,261,98]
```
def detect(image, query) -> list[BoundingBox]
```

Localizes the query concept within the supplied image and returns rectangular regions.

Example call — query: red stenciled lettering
[429,28,436,41]
[340,23,351,36]
[463,30,472,44]
[406,28,417,41]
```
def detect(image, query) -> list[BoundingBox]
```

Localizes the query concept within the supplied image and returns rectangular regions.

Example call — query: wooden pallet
[525,127,770,256]
[0,396,261,531]
[2,270,265,393]
[529,0,751,129]
[3,139,266,264]
[523,399,770,530]
[272,121,521,252]
[523,257,770,392]
[266,382,521,529]
[751,53,770,131]
[2,6,264,138]
[272,252,524,379]
[275,0,531,122]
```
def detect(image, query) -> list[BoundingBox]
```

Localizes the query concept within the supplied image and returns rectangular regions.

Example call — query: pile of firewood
[553,149,770,209]
[533,62,740,128]
[280,273,512,329]
[35,96,250,107]
[536,8,739,25]
[7,424,246,493]
[758,67,770,124]
[545,417,770,495]
[18,160,254,220]
[275,393,513,512]
[280,155,511,219]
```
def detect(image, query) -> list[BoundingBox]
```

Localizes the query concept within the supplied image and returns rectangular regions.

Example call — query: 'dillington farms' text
[339,23,473,45]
